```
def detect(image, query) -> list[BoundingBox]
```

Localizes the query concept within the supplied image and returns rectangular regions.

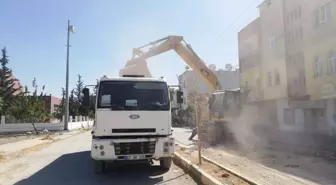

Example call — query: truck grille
[112,128,156,133]
[114,141,156,155]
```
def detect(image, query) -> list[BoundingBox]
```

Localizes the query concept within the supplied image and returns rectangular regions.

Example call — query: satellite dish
[208,64,216,70]
[225,64,233,71]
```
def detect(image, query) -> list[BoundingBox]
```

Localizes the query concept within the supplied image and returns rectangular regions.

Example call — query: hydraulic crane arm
[124,35,222,92]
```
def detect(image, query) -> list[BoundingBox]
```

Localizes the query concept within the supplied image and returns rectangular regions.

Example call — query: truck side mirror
[176,90,183,104]
[82,88,90,107]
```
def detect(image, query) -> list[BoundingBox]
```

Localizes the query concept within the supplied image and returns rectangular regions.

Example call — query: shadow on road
[14,151,173,185]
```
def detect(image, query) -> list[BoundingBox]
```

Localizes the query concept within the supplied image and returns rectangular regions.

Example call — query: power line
[216,0,258,39]
[207,0,260,67]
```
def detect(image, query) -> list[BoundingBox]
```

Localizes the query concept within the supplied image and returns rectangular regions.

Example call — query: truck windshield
[97,80,170,111]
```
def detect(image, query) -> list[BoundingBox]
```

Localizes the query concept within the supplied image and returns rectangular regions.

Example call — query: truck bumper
[91,136,175,161]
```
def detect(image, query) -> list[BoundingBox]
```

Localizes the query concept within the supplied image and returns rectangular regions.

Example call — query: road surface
[0,132,198,185]
[172,127,196,148]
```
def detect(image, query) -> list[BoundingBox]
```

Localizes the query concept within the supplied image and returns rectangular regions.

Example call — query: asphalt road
[172,127,196,149]
[0,132,198,185]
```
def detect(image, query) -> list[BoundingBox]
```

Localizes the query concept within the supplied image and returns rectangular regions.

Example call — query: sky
[0,0,262,97]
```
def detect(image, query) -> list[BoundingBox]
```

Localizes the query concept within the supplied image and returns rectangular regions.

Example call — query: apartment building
[259,0,288,101]
[254,0,290,131]
[239,0,336,135]
[178,69,239,95]
[238,17,263,103]
[304,0,336,135]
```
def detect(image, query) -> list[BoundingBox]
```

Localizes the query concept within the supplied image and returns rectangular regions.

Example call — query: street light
[64,20,75,130]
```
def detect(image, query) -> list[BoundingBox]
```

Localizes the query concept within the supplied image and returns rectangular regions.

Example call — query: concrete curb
[202,155,258,185]
[173,152,223,185]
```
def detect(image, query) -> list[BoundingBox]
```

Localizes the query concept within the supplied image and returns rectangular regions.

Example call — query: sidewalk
[0,130,85,162]
[202,148,334,185]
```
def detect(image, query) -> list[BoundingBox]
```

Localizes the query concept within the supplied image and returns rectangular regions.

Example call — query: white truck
[82,74,183,173]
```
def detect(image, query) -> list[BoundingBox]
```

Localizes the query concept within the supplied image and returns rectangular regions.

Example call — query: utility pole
[195,103,202,165]
[64,20,74,130]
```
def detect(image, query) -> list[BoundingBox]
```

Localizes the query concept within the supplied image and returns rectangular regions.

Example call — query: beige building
[238,18,263,103]
[259,0,288,101]
[239,0,336,135]
[303,0,336,135]
[178,69,239,95]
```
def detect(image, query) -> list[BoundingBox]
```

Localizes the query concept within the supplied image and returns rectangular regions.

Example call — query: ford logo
[129,114,140,119]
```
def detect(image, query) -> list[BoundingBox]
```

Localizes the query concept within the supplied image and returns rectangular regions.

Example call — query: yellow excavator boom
[123,35,221,92]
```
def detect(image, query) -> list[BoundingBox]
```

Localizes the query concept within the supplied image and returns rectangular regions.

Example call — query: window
[314,56,323,78]
[320,5,327,24]
[290,30,294,44]
[329,52,336,74]
[298,6,302,18]
[299,27,303,41]
[268,35,276,49]
[97,81,169,111]
[299,71,306,86]
[275,71,280,85]
[267,72,272,86]
[334,99,336,122]
[314,3,332,27]
[284,109,295,125]
[312,108,325,118]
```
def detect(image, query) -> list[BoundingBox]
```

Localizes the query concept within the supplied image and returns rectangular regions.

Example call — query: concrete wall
[0,116,93,133]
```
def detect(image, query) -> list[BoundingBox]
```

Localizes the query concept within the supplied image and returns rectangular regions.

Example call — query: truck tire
[160,157,172,170]
[93,160,105,174]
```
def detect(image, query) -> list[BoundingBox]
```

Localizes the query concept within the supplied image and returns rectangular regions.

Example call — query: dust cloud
[225,106,269,154]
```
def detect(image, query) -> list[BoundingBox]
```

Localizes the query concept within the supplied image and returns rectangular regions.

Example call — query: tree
[69,89,75,119]
[74,74,86,116]
[11,79,49,134]
[0,47,22,115]
[53,88,65,120]
[0,97,3,113]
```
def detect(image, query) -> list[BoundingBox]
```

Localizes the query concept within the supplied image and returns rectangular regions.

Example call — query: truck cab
[82,75,181,173]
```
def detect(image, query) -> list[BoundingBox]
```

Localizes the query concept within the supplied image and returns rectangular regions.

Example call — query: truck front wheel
[93,160,105,173]
[160,157,172,170]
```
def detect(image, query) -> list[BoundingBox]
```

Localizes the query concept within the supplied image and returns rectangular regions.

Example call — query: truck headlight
[169,138,174,146]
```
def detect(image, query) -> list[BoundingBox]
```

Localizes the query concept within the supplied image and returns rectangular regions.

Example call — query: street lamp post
[64,20,75,130]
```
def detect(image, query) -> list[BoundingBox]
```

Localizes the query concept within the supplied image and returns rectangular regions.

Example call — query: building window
[284,108,295,125]
[298,70,306,86]
[291,11,295,22]
[329,52,336,74]
[294,9,298,20]
[314,2,332,27]
[275,71,280,85]
[314,56,323,78]
[333,99,336,122]
[267,72,272,86]
[299,27,303,41]
[298,6,302,18]
[289,30,294,45]
[268,35,276,49]
[312,108,325,119]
